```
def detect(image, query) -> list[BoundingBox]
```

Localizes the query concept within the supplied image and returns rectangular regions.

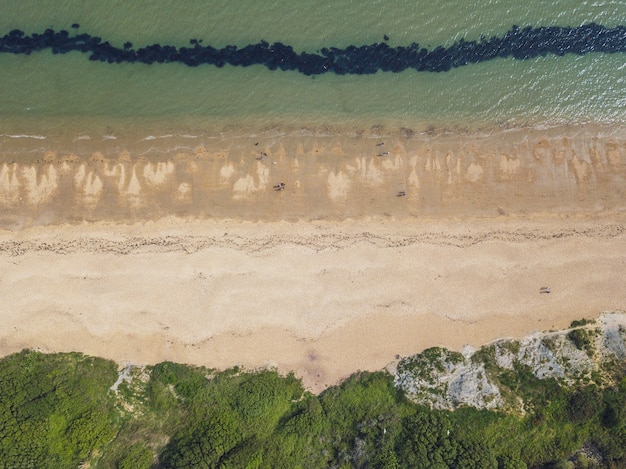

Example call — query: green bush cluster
[0,350,118,468]
[570,319,594,328]
[2,350,626,468]
[567,328,595,357]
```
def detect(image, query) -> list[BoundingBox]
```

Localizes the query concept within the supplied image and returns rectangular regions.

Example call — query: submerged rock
[1,23,626,75]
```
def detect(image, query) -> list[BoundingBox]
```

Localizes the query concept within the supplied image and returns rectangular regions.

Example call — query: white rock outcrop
[395,311,626,411]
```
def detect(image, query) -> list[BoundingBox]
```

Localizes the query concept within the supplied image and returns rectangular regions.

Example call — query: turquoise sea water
[0,0,625,138]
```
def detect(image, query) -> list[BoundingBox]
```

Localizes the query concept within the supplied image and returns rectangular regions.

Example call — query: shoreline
[1,123,624,392]
[1,123,625,229]
[1,120,625,148]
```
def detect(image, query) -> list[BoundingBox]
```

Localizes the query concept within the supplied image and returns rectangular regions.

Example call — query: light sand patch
[499,154,520,179]
[606,143,622,166]
[445,152,460,184]
[381,155,402,171]
[60,161,72,173]
[219,163,235,183]
[176,182,192,202]
[233,174,256,199]
[407,156,420,189]
[127,166,141,195]
[22,164,58,205]
[572,156,590,182]
[408,169,420,189]
[330,142,344,156]
[425,155,442,173]
[74,164,103,206]
[143,161,174,186]
[114,164,126,193]
[74,164,87,189]
[0,163,20,205]
[119,165,143,207]
[82,172,104,207]
[256,161,269,190]
[357,157,384,186]
[84,172,103,197]
[103,161,118,177]
[274,143,287,159]
[327,171,351,201]
[466,162,484,183]
[230,161,270,197]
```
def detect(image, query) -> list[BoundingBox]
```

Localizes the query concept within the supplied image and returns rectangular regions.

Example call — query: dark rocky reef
[1,23,625,75]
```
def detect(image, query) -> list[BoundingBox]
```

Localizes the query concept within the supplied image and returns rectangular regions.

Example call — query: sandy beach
[1,125,625,392]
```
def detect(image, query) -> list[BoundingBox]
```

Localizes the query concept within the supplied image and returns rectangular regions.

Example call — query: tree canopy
[1,350,625,468]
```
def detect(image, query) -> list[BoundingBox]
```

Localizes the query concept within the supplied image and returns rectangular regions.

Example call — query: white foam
[143,134,173,141]
[1,134,46,139]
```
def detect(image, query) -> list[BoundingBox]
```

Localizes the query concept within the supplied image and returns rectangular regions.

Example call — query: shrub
[568,387,602,424]
[567,329,592,355]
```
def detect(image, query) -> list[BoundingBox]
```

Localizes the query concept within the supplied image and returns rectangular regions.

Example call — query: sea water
[0,0,625,139]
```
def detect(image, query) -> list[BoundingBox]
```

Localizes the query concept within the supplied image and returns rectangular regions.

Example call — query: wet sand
[1,124,625,392]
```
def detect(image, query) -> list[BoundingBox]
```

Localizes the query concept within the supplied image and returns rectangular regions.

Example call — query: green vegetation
[568,329,594,357]
[2,349,626,468]
[571,319,595,328]
[0,350,118,468]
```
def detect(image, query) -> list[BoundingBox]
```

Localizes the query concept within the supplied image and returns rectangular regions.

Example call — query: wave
[1,23,625,75]
[143,135,174,141]
[0,133,47,139]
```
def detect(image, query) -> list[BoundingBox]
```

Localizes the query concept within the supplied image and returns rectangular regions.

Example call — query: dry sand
[1,125,625,392]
